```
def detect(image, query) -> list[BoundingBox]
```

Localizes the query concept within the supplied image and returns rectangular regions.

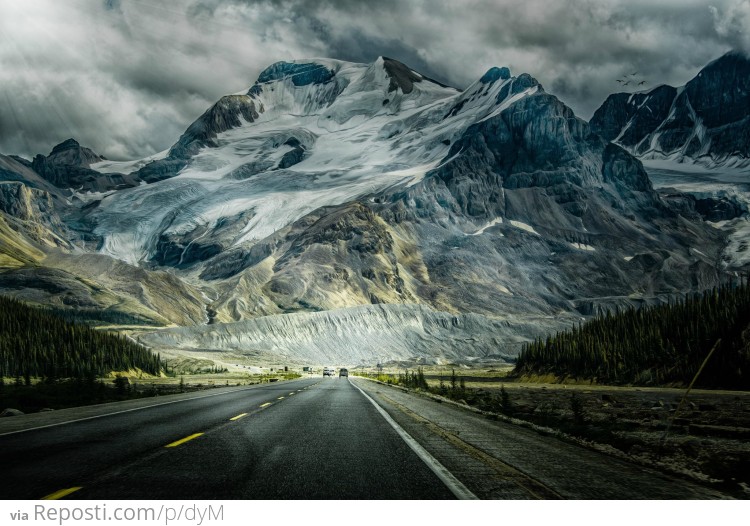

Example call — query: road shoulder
[351,377,731,499]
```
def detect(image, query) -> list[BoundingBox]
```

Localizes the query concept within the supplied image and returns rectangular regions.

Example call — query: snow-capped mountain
[85,58,543,266]
[0,56,733,364]
[590,51,750,169]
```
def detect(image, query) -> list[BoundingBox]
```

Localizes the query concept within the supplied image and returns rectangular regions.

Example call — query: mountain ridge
[590,50,750,169]
[0,54,736,365]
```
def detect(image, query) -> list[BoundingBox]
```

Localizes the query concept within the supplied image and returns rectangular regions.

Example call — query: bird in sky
[617,68,646,89]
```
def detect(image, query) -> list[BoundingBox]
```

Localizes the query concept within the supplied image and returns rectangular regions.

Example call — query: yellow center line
[260,402,272,408]
[277,396,285,400]
[41,487,82,500]
[165,432,204,448]
[229,413,248,421]
[289,392,295,395]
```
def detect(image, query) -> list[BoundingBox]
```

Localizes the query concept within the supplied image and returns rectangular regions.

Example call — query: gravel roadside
[352,377,731,499]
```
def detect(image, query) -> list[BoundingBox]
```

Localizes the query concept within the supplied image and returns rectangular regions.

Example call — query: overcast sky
[1,0,748,160]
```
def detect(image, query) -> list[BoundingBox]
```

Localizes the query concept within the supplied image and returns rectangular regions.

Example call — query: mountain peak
[379,56,454,92]
[480,67,511,84]
[46,138,104,165]
[255,61,336,87]
[28,137,107,188]
[590,49,750,168]
[379,56,424,94]
[716,48,750,61]
[696,49,750,78]
[50,138,81,154]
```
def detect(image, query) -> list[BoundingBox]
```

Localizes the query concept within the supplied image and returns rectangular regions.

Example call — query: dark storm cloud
[1,0,748,161]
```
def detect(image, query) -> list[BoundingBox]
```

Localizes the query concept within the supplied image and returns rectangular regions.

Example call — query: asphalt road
[0,376,730,500]
[0,377,455,500]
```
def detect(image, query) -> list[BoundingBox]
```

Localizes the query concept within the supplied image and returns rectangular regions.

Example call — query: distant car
[323,367,334,376]
[339,368,348,377]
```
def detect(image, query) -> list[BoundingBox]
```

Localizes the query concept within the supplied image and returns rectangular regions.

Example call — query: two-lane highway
[1,376,729,500]
[0,377,456,499]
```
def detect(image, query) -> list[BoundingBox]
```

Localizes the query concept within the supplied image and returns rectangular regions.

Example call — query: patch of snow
[721,217,750,268]
[509,220,539,235]
[469,218,503,236]
[389,159,443,188]
[643,158,725,175]
[70,187,116,203]
[479,85,539,123]
[91,149,169,175]
[569,242,595,251]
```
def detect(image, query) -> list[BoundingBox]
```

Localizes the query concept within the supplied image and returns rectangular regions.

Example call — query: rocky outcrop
[30,139,139,192]
[400,89,660,225]
[590,51,750,167]
[46,138,104,167]
[382,57,427,94]
[255,61,335,87]
[0,182,69,248]
[277,137,306,169]
[0,154,59,193]
[132,94,263,184]
[153,228,223,268]
[168,95,261,159]
[0,182,56,222]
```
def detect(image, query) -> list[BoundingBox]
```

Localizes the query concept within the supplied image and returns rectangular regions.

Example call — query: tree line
[0,296,163,381]
[513,280,750,389]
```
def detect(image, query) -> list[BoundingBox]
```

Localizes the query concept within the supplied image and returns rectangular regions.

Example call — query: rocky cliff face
[365,86,722,320]
[590,51,750,168]
[136,94,263,183]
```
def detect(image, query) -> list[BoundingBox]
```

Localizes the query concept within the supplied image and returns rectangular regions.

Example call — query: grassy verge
[0,378,153,413]
[0,372,302,414]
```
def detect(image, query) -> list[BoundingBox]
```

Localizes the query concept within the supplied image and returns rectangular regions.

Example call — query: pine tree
[513,281,750,389]
[0,296,164,379]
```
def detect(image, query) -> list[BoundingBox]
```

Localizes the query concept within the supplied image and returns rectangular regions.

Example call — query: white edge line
[0,380,309,438]
[350,379,478,500]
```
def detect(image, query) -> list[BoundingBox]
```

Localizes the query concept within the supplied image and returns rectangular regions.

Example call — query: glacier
[89,57,540,266]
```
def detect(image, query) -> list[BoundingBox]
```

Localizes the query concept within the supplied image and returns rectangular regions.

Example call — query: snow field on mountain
[91,58,534,265]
